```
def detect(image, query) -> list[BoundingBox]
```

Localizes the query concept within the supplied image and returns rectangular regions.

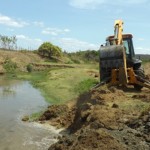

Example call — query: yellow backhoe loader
[99,20,150,90]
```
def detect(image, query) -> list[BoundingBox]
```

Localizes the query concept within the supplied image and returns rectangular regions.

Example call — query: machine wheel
[134,67,145,91]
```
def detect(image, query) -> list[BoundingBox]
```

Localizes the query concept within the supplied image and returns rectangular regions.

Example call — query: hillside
[0,50,45,73]
[0,49,99,74]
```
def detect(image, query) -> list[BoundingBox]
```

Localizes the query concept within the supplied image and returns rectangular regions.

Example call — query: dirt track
[39,81,150,150]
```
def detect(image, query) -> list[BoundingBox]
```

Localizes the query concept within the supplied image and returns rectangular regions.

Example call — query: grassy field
[17,63,99,104]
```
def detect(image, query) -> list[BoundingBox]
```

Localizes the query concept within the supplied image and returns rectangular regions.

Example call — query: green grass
[29,111,44,121]
[141,59,150,64]
[74,78,98,94]
[17,64,99,104]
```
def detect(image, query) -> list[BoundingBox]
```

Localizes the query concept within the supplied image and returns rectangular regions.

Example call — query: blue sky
[0,0,150,54]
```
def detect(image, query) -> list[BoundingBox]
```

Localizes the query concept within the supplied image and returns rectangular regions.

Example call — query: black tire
[134,67,145,91]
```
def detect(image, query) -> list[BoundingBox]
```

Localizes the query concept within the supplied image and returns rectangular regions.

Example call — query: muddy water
[0,78,60,150]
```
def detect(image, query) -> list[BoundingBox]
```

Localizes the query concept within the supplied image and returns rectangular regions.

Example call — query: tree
[0,35,17,50]
[38,42,62,58]
[84,50,99,61]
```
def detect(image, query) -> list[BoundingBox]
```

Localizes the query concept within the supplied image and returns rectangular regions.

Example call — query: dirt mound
[127,107,150,136]
[65,86,126,133]
[39,104,76,128]
[49,128,126,150]
[132,94,150,102]
[39,85,150,150]
[145,74,150,80]
[36,76,150,150]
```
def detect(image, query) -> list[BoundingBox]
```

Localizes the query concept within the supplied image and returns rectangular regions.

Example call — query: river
[0,78,60,150]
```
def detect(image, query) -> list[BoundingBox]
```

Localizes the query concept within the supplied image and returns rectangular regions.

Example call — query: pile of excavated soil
[49,128,126,150]
[38,85,150,150]
[39,104,76,128]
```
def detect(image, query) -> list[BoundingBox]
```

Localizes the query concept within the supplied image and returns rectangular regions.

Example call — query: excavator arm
[114,20,123,45]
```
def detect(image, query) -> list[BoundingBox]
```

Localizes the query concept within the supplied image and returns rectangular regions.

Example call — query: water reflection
[0,78,59,150]
[1,86,16,97]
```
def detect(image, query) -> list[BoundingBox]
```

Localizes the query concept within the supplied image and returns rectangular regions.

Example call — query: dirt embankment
[0,50,76,73]
[0,50,44,72]
[38,84,150,150]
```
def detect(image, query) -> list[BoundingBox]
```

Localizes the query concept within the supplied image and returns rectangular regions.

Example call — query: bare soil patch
[39,84,150,150]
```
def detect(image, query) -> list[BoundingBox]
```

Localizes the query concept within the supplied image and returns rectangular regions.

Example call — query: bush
[3,58,17,73]
[26,64,33,72]
[38,42,62,59]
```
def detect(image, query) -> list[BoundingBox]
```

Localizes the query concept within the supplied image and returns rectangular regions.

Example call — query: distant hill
[136,54,150,60]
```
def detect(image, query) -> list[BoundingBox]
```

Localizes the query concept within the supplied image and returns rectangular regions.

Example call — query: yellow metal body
[111,67,136,85]
[107,20,150,89]
[114,20,123,45]
[110,67,150,89]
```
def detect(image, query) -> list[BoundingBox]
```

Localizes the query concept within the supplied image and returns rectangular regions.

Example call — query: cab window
[123,40,129,54]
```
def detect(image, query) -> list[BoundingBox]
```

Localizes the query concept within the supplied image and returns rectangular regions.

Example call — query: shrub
[38,42,62,59]
[26,64,33,72]
[3,58,17,73]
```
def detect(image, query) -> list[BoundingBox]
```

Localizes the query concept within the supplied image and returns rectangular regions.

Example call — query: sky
[0,0,150,54]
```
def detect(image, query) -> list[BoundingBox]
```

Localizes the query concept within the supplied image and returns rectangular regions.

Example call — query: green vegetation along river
[0,77,61,150]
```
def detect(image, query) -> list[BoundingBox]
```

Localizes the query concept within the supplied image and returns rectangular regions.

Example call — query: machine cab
[106,34,135,59]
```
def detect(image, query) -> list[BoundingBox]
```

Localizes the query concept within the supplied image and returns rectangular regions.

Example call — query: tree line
[0,35,17,50]
[0,34,98,63]
[66,50,99,63]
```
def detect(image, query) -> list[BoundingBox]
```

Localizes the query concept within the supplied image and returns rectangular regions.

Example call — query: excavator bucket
[100,45,128,85]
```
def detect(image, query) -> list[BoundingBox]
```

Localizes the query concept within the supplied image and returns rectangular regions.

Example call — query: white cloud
[69,0,148,9]
[138,38,145,41]
[16,34,43,50]
[59,37,99,51]
[16,35,42,43]
[42,27,70,36]
[135,47,150,54]
[64,29,70,32]
[33,21,44,27]
[0,14,29,27]
[16,35,27,39]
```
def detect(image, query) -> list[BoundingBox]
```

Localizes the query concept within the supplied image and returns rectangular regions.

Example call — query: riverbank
[34,62,150,150]
[39,85,150,150]
[17,64,99,104]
